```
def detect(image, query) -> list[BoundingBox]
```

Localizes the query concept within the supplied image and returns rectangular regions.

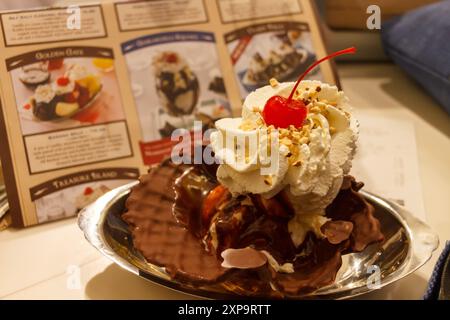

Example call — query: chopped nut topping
[280,138,292,146]
[264,176,273,186]
[239,119,257,131]
[299,137,309,144]
[293,160,302,167]
[269,78,279,87]
[237,89,348,167]
[310,106,320,113]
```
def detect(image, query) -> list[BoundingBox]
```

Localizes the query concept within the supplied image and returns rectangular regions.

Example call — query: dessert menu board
[0,0,337,227]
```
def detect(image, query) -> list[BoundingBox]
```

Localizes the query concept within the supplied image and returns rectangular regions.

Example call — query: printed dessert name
[52,171,120,189]
[35,48,84,61]
[30,169,139,202]
[5,47,114,72]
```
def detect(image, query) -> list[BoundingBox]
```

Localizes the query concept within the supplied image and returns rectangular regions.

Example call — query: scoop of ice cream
[66,64,90,81]
[211,117,291,198]
[210,80,358,245]
[53,77,75,95]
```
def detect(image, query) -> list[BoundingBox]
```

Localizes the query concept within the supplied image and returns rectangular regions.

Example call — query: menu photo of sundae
[122,31,232,164]
[7,47,125,136]
[30,168,139,223]
[225,22,322,98]
[34,184,112,223]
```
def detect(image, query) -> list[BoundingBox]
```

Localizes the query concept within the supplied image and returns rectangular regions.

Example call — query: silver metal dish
[78,181,439,299]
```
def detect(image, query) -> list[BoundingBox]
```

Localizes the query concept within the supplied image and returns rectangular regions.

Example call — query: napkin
[424,241,450,300]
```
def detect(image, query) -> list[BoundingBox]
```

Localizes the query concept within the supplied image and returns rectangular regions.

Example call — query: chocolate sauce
[273,239,347,295]
[326,176,384,252]
[172,166,217,237]
[155,68,199,116]
[237,214,297,262]
[122,160,384,296]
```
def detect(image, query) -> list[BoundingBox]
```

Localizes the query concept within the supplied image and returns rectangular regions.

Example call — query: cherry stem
[287,47,357,102]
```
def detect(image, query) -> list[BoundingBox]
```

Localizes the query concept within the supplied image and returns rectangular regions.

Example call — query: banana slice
[55,102,80,117]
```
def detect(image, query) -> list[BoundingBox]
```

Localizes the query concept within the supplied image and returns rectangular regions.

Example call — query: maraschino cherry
[57,76,70,86]
[262,47,357,128]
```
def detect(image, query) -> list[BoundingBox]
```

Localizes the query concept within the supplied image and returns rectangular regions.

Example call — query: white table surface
[1,63,449,300]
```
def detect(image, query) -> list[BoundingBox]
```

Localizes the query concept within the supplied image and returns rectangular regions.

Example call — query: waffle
[122,161,229,284]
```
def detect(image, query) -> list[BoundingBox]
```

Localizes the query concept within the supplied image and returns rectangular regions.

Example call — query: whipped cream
[210,80,358,246]
[66,64,90,81]
[34,84,55,104]
[153,51,188,74]
[53,79,75,95]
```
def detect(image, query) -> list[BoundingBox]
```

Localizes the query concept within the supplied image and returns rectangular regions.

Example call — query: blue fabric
[381,1,450,115]
[423,241,450,300]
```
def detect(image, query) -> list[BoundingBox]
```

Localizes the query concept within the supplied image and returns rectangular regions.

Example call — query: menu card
[0,0,337,227]
[351,113,426,222]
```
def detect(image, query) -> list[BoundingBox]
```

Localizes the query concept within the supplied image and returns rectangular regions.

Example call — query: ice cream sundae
[153,51,200,116]
[123,48,384,297]
[30,64,102,121]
